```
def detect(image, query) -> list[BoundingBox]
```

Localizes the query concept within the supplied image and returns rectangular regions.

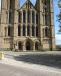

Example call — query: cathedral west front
[0,0,55,51]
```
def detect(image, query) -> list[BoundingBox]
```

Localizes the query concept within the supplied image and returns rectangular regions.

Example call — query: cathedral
[0,0,55,51]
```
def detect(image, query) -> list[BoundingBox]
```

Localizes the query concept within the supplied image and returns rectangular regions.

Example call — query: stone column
[35,12,36,37]
[23,42,26,51]
[30,26,32,37]
[26,10,27,36]
[49,0,56,50]
[21,11,23,36]
[30,10,32,36]
[7,27,8,36]
[21,25,23,36]
[35,26,36,37]
[22,11,23,24]
[7,11,9,25]
[20,25,21,36]
[33,42,35,51]
[35,11,36,25]
[16,41,18,51]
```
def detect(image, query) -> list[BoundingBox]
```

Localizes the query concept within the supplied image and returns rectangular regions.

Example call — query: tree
[58,0,61,32]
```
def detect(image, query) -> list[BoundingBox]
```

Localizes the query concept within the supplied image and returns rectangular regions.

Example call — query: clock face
[58,0,61,8]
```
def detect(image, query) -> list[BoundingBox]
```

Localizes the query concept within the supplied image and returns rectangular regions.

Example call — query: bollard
[0,52,4,60]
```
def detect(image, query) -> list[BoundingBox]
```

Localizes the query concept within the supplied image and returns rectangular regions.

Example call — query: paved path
[3,51,61,69]
[0,58,61,76]
[2,51,61,57]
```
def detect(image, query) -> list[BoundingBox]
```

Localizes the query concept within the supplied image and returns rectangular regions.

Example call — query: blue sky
[0,0,61,45]
[19,0,36,6]
[54,0,61,45]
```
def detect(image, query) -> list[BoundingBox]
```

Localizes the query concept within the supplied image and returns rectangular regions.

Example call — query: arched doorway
[26,40,33,50]
[35,42,39,50]
[18,42,23,50]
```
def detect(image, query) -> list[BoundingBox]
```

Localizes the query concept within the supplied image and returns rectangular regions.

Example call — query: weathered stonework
[0,0,55,51]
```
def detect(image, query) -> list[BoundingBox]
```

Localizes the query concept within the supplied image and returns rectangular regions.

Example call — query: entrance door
[18,42,22,50]
[35,42,39,50]
[26,41,31,50]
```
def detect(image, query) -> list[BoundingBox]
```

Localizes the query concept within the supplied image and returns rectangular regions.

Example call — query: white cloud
[55,34,61,45]
[55,34,61,40]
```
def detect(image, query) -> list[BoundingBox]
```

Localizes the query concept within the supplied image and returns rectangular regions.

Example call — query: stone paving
[0,57,61,76]
[0,51,61,76]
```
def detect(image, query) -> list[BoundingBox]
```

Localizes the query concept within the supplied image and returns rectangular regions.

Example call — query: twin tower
[0,0,55,51]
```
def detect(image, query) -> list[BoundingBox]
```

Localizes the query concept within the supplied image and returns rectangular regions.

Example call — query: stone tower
[36,0,55,50]
[0,0,19,50]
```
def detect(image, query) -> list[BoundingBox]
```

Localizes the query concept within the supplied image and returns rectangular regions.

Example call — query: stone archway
[26,39,33,50]
[18,42,23,50]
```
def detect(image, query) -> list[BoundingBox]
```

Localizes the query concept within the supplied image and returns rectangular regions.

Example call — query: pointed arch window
[32,25,35,36]
[36,26,39,37]
[23,10,26,23]
[18,12,22,23]
[8,26,12,36]
[45,27,49,37]
[36,13,38,24]
[27,10,30,23]
[27,25,30,36]
[9,11,14,24]
[32,11,35,23]
[10,0,15,9]
[18,25,21,36]
[23,25,26,36]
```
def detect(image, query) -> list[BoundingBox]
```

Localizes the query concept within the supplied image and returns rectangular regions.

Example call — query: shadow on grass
[14,54,61,69]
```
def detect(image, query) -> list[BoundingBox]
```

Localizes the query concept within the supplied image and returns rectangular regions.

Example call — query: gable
[20,0,36,10]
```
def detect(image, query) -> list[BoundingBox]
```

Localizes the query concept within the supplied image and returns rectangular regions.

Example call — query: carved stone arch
[45,27,49,37]
[26,38,33,50]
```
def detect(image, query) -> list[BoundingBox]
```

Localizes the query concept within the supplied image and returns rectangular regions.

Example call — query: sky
[0,0,61,45]
[54,0,61,45]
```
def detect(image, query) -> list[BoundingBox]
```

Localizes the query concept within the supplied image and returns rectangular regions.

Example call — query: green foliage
[58,0,61,8]
[58,0,61,23]
[57,0,61,32]
[58,12,61,23]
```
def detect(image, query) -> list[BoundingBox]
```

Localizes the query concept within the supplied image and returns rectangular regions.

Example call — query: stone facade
[0,0,55,51]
